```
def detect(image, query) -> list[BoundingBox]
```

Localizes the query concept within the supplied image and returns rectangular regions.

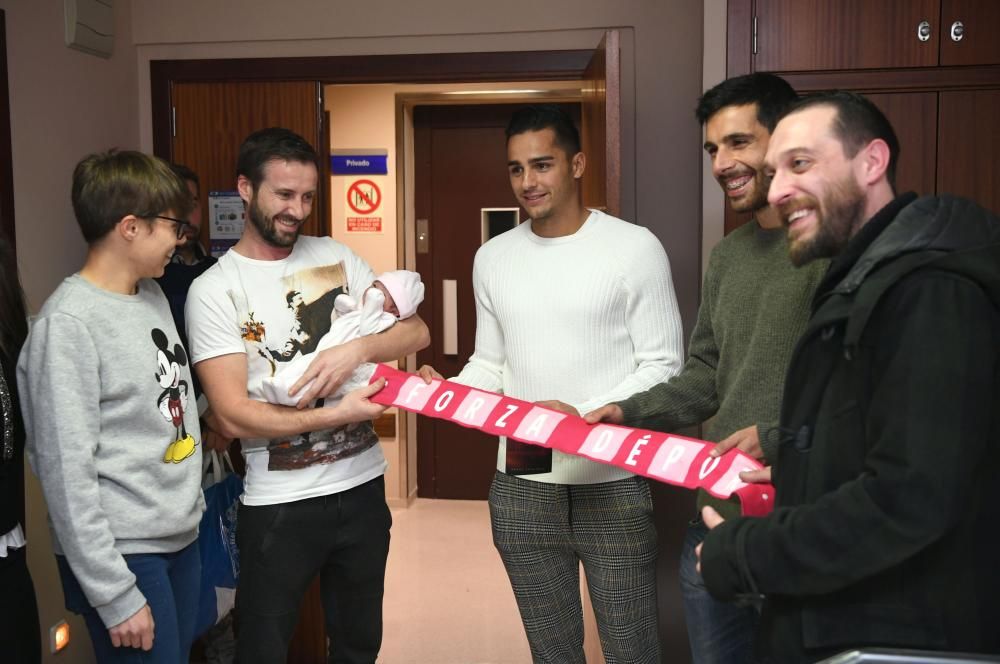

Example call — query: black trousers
[235,476,391,664]
[0,546,41,664]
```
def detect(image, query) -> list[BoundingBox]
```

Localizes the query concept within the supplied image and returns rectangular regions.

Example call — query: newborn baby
[260,269,424,407]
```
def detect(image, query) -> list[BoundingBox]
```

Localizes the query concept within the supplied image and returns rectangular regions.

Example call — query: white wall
[3,0,138,312]
[1,1,138,660]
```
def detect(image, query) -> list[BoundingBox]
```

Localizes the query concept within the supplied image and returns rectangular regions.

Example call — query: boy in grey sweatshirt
[18,150,205,662]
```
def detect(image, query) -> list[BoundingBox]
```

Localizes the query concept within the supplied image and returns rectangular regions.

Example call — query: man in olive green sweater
[585,74,827,664]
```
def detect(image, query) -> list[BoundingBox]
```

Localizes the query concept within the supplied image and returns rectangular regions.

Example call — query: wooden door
[413,102,586,500]
[170,81,328,248]
[940,0,1000,65]
[412,103,599,499]
[753,0,941,72]
[414,104,517,499]
[938,89,1000,214]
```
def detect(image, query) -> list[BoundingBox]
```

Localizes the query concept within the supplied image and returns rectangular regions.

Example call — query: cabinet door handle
[950,20,965,42]
[917,20,932,42]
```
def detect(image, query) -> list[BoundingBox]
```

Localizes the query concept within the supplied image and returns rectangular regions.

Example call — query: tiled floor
[380,498,531,664]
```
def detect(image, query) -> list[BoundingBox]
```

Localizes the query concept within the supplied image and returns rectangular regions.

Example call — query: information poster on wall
[208,190,244,257]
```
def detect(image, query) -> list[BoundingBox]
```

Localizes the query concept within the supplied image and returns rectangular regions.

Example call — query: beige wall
[326,84,400,275]
[1,1,138,660]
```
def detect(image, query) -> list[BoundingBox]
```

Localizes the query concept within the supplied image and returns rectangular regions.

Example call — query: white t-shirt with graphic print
[186,236,387,506]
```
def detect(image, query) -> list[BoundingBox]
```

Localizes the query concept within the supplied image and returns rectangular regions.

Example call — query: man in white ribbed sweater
[421,105,684,663]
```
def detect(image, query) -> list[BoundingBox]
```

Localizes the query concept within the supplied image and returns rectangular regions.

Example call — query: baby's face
[373,281,399,317]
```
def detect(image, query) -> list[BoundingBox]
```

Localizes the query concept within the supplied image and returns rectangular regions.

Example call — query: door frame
[150,50,599,245]
[150,50,595,159]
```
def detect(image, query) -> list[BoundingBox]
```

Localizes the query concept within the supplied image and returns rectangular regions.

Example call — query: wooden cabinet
[754,0,939,71]
[941,0,1000,66]
[753,0,1000,71]
[725,0,1000,221]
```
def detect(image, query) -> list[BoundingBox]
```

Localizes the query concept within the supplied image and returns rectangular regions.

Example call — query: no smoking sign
[347,179,381,215]
[346,179,383,233]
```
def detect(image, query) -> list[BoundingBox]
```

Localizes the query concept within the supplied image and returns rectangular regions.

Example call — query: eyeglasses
[154,215,195,240]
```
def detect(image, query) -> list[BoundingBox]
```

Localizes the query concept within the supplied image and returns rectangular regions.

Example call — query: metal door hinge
[171,106,176,137]
[752,15,758,55]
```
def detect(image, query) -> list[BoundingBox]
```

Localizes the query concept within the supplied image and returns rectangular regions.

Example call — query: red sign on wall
[346,179,383,233]
[347,216,383,232]
[347,179,381,215]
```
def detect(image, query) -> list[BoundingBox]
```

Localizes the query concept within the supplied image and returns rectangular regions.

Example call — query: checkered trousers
[488,471,661,664]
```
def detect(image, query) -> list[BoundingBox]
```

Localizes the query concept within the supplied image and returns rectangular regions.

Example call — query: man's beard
[725,168,770,214]
[248,195,304,248]
[785,174,866,267]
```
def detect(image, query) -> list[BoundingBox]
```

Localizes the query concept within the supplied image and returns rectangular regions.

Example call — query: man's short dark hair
[695,73,797,131]
[170,163,199,189]
[505,105,581,157]
[71,150,194,244]
[783,91,900,190]
[236,127,319,190]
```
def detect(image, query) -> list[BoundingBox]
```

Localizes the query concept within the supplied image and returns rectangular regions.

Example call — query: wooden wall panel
[865,92,938,198]
[171,81,326,246]
[938,89,1000,215]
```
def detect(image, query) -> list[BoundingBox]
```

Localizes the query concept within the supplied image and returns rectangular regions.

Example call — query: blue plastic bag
[194,450,242,637]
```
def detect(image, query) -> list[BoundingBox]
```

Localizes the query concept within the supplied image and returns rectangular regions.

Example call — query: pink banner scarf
[369,365,775,516]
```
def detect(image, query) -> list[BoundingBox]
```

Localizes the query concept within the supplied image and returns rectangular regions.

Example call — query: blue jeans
[57,540,200,663]
[679,519,759,664]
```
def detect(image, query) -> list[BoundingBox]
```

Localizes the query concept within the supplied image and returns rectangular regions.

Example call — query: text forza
[368,365,774,516]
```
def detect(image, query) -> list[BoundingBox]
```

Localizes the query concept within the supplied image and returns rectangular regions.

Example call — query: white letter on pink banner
[710,464,755,497]
[453,391,503,427]
[512,407,566,444]
[647,437,704,484]
[396,377,440,410]
[579,425,631,462]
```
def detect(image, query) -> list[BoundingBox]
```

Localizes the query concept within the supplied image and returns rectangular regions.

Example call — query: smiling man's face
[765,105,867,266]
[704,103,772,214]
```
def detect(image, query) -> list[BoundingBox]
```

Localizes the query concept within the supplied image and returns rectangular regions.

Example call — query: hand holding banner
[368,365,775,517]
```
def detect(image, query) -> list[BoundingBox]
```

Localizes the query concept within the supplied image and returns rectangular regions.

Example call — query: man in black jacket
[697,91,1000,662]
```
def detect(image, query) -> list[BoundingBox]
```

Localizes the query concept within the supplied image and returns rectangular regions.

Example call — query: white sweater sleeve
[573,230,684,415]
[453,250,505,392]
